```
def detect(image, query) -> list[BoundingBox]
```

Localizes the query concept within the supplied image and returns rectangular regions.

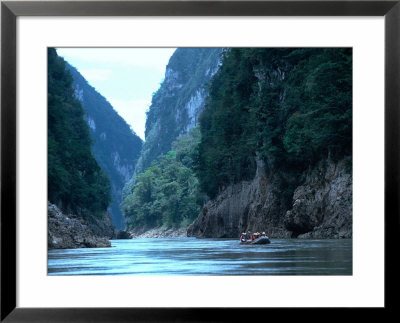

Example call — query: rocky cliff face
[187,157,352,239]
[48,202,112,249]
[284,157,352,238]
[131,48,223,179]
[86,211,115,240]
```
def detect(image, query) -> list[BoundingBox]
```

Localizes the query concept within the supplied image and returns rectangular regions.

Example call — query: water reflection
[48,238,352,276]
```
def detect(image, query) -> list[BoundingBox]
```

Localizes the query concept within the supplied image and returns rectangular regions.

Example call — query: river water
[48,238,352,275]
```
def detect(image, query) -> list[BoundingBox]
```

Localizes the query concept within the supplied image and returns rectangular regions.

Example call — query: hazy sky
[56,48,176,140]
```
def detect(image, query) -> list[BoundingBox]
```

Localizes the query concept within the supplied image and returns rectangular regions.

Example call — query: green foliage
[122,128,203,230]
[282,49,352,164]
[196,48,352,199]
[48,48,111,218]
[197,49,260,197]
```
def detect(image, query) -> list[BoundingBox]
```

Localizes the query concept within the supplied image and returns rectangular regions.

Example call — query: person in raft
[240,232,251,242]
[240,231,267,241]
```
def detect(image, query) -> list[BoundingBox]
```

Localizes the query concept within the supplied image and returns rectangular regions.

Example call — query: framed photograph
[1,0,398,321]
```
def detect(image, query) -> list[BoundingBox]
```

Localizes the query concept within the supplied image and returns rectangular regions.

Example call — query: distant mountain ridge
[66,62,143,229]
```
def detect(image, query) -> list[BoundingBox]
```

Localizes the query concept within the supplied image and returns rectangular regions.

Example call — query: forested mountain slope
[130,48,223,179]
[48,48,114,247]
[188,48,352,238]
[123,47,352,239]
[122,127,203,233]
[66,62,143,229]
[122,48,223,233]
[48,48,111,218]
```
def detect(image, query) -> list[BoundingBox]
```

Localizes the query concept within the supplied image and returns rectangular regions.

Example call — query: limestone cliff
[187,157,352,239]
[130,48,223,180]
[284,157,352,238]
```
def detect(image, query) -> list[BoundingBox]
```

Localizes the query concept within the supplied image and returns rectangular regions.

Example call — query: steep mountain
[121,48,223,234]
[188,48,352,239]
[48,48,111,218]
[65,61,143,229]
[130,48,223,180]
[122,47,352,239]
[48,48,114,246]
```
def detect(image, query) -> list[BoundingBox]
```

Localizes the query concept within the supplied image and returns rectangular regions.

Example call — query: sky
[56,48,176,140]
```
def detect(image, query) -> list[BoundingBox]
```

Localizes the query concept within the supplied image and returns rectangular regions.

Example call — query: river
[48,238,352,275]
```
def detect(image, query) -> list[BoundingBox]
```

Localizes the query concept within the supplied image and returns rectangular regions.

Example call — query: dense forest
[197,48,352,201]
[48,48,111,218]
[122,127,203,230]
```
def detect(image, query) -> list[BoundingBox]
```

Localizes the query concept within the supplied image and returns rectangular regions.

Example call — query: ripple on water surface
[48,238,352,275]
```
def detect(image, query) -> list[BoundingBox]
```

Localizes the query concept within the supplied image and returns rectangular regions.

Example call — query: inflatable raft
[240,236,271,245]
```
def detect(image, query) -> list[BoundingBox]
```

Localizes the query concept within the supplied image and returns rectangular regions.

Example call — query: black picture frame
[1,0,399,321]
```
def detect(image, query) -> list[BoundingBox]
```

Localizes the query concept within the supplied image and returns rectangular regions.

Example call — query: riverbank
[128,227,187,238]
[48,202,112,249]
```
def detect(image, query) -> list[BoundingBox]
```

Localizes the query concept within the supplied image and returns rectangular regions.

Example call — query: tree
[122,128,204,230]
[195,48,352,199]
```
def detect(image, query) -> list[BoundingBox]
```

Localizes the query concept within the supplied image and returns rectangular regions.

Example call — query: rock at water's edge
[114,230,132,239]
[284,157,352,239]
[187,157,290,239]
[129,227,188,238]
[48,202,112,249]
[187,157,352,239]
